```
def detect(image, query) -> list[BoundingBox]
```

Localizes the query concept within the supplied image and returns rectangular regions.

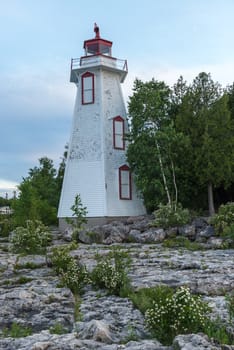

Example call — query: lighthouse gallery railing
[71,55,128,73]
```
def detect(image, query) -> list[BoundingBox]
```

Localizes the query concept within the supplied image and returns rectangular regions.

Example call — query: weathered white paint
[58,29,146,222]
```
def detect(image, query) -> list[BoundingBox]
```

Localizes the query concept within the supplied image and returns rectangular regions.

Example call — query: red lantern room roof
[83,23,113,56]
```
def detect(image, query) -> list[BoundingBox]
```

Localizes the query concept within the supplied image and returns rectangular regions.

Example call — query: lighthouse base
[59,216,143,231]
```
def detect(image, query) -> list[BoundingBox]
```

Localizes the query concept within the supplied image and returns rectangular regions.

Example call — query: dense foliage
[153,202,190,228]
[127,73,234,215]
[11,153,66,226]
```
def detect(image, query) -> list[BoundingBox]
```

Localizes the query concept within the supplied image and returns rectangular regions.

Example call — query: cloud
[0,60,75,122]
[0,179,19,198]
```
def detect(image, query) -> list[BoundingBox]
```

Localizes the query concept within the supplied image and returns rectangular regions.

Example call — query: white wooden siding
[58,160,105,217]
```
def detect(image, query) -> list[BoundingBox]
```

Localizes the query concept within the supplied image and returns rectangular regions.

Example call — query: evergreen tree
[176,72,234,215]
[12,157,59,226]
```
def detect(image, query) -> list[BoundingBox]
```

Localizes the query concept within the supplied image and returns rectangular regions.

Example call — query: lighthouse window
[113,116,125,149]
[82,72,94,104]
[119,165,132,200]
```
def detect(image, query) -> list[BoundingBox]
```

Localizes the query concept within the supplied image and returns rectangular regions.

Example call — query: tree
[12,179,39,226]
[227,83,234,120]
[0,196,10,207]
[170,75,188,120]
[12,157,60,226]
[176,72,234,215]
[127,78,188,211]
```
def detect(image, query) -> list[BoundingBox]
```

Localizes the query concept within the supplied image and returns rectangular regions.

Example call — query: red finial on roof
[94,23,100,38]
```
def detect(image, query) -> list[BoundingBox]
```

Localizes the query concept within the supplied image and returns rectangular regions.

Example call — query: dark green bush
[211,202,234,239]
[153,202,190,229]
[0,214,13,237]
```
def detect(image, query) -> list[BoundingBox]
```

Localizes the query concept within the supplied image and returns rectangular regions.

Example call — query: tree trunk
[155,140,171,206]
[208,182,215,216]
[170,158,177,210]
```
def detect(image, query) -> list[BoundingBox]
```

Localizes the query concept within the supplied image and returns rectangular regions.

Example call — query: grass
[1,322,32,338]
[74,294,83,322]
[14,261,44,270]
[49,322,68,335]
[128,285,174,315]
[2,276,33,286]
[162,236,205,250]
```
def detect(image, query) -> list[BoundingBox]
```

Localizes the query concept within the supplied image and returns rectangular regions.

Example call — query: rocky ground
[0,218,234,350]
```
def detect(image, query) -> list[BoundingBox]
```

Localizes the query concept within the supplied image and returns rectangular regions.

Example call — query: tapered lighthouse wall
[101,70,145,216]
[58,59,146,221]
[58,75,106,218]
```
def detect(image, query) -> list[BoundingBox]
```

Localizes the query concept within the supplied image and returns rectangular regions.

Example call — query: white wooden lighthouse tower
[58,24,145,226]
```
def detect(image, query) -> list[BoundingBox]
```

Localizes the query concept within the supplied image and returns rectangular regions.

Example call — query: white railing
[71,55,128,72]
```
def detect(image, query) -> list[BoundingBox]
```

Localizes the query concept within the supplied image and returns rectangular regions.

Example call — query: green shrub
[60,259,89,294]
[50,243,88,294]
[66,194,88,241]
[211,202,234,238]
[153,202,190,229]
[10,220,52,254]
[2,322,32,338]
[145,286,210,345]
[91,249,131,296]
[0,214,13,237]
[50,244,75,274]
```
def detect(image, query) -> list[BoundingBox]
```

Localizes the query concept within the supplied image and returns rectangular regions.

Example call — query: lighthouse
[58,24,146,227]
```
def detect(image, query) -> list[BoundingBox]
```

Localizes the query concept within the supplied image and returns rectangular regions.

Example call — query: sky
[1,0,234,197]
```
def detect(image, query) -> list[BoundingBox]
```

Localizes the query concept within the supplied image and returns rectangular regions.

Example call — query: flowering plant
[145,286,210,344]
[10,220,51,254]
[91,249,131,295]
[50,243,88,294]
[59,259,89,294]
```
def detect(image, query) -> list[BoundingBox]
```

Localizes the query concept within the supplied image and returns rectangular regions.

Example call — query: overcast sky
[1,0,234,197]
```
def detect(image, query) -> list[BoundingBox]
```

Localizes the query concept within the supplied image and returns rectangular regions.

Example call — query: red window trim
[119,164,132,200]
[113,116,125,150]
[81,72,94,105]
